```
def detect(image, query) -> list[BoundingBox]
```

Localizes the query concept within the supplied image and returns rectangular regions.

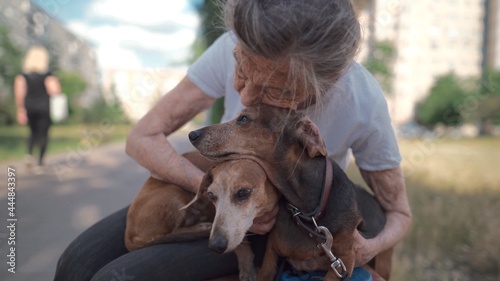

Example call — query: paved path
[0,133,196,281]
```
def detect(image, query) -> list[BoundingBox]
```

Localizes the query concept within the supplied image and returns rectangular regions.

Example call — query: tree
[363,40,396,95]
[471,68,500,133]
[353,0,376,60]
[0,25,25,125]
[193,0,225,124]
[56,70,87,122]
[416,73,468,127]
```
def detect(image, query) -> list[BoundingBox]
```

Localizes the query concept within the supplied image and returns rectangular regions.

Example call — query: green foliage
[57,70,87,99]
[363,40,395,95]
[416,73,468,127]
[193,0,225,124]
[416,70,500,131]
[0,95,16,125]
[476,68,500,124]
[0,25,25,125]
[197,0,225,48]
[82,96,130,125]
[190,0,225,63]
[55,70,87,122]
[0,26,24,90]
[477,95,500,122]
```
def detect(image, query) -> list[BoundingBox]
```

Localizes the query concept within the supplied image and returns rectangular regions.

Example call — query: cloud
[65,1,200,70]
[89,0,199,28]
[67,21,197,69]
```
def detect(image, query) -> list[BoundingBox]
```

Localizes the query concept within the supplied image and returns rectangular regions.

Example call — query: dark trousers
[54,206,268,281]
[27,109,51,165]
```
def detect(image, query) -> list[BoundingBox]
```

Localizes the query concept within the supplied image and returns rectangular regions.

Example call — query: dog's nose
[209,236,228,254]
[188,130,201,143]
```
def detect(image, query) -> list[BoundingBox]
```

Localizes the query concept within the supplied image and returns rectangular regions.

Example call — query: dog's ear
[296,116,327,158]
[180,169,214,211]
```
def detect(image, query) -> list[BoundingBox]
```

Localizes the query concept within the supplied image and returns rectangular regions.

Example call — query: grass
[0,123,133,162]
[346,137,500,281]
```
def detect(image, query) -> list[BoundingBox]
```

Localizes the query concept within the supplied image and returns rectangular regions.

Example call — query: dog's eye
[207,191,216,202]
[235,188,252,201]
[236,115,250,124]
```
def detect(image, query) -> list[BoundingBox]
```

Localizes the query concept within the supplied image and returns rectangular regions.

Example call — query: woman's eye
[207,192,216,202]
[236,115,249,124]
[235,188,252,201]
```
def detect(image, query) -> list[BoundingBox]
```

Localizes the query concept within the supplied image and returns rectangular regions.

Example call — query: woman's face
[233,48,260,106]
[232,44,314,110]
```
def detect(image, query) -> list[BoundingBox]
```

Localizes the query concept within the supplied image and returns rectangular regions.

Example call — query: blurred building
[103,68,186,121]
[357,0,491,125]
[484,0,500,69]
[0,0,99,106]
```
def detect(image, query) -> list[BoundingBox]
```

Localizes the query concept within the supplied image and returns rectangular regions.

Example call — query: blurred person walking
[14,45,61,174]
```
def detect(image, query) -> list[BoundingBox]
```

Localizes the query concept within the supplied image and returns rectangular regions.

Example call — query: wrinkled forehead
[233,43,290,87]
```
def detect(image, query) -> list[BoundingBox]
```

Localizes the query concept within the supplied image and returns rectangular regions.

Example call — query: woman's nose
[239,90,260,106]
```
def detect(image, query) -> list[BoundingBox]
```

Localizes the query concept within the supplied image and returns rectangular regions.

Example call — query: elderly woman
[54,1,411,280]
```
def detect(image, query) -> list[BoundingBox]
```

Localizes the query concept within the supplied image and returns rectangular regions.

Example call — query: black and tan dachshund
[189,104,391,281]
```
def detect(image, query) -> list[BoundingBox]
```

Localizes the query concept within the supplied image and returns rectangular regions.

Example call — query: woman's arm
[354,165,412,266]
[14,75,27,125]
[45,75,62,96]
[125,76,216,193]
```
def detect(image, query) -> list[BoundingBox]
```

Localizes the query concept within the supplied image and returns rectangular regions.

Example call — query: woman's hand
[353,230,379,267]
[17,108,27,125]
[248,203,279,235]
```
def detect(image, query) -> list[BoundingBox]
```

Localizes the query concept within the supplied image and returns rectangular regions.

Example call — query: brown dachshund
[125,152,216,251]
[125,153,279,281]
[188,104,391,281]
[185,158,280,281]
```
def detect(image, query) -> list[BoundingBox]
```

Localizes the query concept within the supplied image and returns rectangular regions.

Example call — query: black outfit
[54,206,269,281]
[23,72,52,166]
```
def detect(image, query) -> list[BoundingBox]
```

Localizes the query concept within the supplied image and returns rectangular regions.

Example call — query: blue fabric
[280,267,372,281]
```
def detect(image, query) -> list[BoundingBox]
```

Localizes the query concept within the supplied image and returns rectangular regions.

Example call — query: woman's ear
[296,116,327,158]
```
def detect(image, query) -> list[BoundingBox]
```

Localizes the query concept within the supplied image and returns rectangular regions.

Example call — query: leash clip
[316,226,347,279]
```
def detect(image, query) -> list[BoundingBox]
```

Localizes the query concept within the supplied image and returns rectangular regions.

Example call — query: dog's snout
[209,236,228,254]
[188,130,201,143]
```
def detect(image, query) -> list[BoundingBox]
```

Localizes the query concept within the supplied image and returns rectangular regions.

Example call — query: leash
[286,158,348,280]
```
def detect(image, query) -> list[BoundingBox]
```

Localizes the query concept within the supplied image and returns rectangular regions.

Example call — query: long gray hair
[224,0,361,102]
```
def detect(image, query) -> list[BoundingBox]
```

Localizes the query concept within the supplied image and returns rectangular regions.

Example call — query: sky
[32,0,203,70]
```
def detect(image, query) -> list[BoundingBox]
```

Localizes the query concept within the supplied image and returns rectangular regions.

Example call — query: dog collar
[286,159,348,280]
[286,157,333,241]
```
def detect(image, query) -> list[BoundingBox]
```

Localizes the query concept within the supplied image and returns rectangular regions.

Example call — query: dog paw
[239,268,257,281]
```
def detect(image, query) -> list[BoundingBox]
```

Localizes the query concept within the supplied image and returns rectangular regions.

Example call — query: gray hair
[223,0,361,101]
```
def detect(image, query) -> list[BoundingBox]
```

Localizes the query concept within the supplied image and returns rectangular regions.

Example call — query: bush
[82,97,130,125]
[0,25,24,125]
[416,73,468,127]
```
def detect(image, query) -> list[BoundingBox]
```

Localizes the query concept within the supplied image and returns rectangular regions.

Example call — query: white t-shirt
[187,32,401,171]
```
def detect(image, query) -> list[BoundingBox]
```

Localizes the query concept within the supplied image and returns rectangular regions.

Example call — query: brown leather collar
[287,157,333,242]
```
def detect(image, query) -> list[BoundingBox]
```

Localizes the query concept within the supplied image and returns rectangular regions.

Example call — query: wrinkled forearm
[126,130,205,194]
[125,76,215,193]
[360,166,412,253]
